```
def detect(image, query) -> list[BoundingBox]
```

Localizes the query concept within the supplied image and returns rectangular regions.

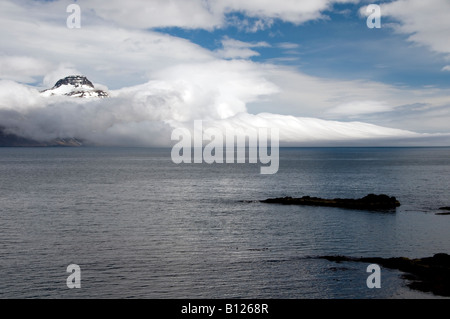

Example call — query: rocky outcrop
[261,194,400,211]
[436,207,450,215]
[53,75,95,89]
[318,253,450,297]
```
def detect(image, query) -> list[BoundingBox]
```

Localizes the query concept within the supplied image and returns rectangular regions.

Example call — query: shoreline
[317,253,450,297]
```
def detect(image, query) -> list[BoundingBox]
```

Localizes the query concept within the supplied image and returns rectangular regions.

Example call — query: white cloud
[150,60,279,120]
[215,37,271,59]
[0,80,45,112]
[227,16,274,32]
[42,64,82,88]
[0,79,435,147]
[379,0,450,56]
[201,112,422,146]
[0,1,217,88]
[442,66,450,72]
[246,64,450,133]
[37,0,358,31]
[0,56,53,83]
[277,42,300,50]
[85,0,223,30]
[326,100,393,118]
[0,0,450,147]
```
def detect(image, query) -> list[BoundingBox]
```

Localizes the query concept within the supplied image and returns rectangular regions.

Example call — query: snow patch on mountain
[40,75,109,98]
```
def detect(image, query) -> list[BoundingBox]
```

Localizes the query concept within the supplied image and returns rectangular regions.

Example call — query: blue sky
[0,0,449,146]
[157,2,449,89]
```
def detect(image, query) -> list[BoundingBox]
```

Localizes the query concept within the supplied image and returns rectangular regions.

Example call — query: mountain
[0,128,83,147]
[0,75,107,147]
[40,75,109,98]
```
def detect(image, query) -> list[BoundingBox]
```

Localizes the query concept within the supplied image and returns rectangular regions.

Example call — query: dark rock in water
[436,207,450,215]
[317,253,450,297]
[261,194,400,211]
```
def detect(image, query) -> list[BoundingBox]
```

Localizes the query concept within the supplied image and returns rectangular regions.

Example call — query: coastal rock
[261,194,400,211]
[436,207,450,215]
[318,253,450,297]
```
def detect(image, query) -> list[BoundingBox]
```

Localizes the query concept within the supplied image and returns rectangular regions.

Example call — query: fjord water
[0,147,449,299]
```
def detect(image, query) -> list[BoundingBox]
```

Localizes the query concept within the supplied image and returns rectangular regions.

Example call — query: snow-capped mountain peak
[40,75,109,98]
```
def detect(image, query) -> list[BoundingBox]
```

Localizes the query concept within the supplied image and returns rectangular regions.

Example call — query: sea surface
[0,147,449,299]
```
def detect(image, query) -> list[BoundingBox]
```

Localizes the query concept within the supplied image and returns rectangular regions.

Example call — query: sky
[0,0,449,146]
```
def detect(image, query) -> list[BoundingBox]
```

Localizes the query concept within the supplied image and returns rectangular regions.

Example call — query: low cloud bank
[1,77,447,148]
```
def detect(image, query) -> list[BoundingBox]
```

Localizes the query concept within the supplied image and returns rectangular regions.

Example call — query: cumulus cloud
[0,0,449,147]
[0,56,53,83]
[1,75,446,148]
[250,64,450,129]
[378,0,450,56]
[42,64,82,88]
[0,81,172,145]
[0,57,280,146]
[0,0,216,88]
[1,54,449,146]
[0,80,45,112]
[67,0,357,30]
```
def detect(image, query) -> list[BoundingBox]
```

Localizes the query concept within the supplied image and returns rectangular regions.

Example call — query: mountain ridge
[1,75,107,146]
